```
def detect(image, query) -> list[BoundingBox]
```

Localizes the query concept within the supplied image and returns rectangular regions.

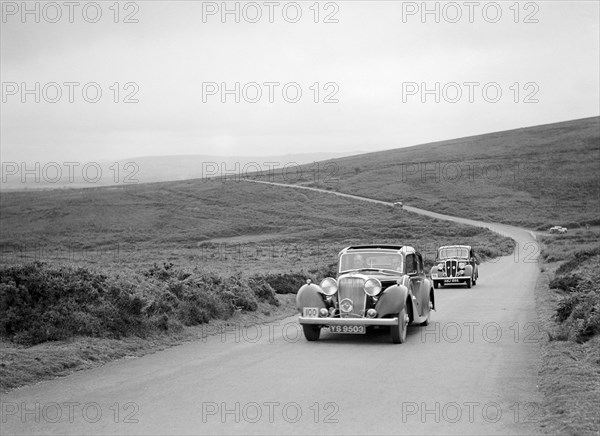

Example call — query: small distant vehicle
[392,201,403,208]
[430,245,479,289]
[296,245,435,344]
[549,226,567,234]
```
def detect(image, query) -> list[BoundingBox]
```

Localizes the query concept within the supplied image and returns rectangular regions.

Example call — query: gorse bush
[555,247,600,276]
[554,273,600,343]
[551,256,600,343]
[252,263,337,295]
[0,262,281,345]
[0,263,147,344]
[549,274,583,293]
[248,277,280,306]
[254,272,308,295]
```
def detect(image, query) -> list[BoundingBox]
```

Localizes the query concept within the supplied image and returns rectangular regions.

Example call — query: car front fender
[296,283,326,312]
[375,284,408,318]
[464,265,473,277]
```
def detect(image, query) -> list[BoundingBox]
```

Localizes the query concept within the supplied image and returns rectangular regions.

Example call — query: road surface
[0,181,542,435]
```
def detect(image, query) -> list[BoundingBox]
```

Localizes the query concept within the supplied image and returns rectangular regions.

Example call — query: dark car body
[296,245,435,343]
[430,245,478,288]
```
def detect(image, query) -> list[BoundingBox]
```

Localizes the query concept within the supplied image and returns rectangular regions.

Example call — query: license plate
[303,307,319,317]
[329,325,366,334]
[444,279,460,283]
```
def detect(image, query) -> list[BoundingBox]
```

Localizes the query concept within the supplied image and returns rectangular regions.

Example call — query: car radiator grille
[445,260,458,277]
[338,277,366,318]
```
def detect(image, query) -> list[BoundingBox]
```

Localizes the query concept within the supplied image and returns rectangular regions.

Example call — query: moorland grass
[535,227,600,435]
[255,117,600,229]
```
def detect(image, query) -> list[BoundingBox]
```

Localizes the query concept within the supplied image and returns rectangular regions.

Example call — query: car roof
[438,245,472,250]
[338,245,414,256]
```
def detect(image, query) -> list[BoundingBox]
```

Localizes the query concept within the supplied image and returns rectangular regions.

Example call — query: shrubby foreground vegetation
[0,262,341,346]
[536,228,599,435]
[542,234,600,344]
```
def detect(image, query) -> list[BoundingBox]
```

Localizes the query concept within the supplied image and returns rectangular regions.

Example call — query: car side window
[416,254,424,274]
[406,254,417,274]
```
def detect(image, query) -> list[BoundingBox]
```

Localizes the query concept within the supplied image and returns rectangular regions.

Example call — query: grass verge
[534,227,600,435]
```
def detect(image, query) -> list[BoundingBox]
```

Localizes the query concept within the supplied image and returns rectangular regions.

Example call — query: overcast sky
[1,1,599,163]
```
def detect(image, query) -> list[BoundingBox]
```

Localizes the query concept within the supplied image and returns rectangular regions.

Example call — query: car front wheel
[391,308,408,344]
[466,279,472,288]
[302,325,321,341]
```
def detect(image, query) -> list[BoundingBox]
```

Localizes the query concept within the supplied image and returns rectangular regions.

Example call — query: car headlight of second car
[320,278,338,296]
[364,278,382,296]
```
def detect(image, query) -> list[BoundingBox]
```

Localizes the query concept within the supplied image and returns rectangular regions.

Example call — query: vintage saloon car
[430,245,478,289]
[296,245,435,344]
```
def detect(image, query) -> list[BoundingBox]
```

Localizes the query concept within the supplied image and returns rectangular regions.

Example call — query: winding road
[0,181,543,435]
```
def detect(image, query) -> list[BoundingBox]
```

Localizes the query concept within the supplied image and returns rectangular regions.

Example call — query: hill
[256,117,600,229]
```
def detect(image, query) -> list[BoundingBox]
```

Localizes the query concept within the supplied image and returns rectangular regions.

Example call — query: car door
[469,248,478,278]
[415,253,429,314]
[406,253,425,316]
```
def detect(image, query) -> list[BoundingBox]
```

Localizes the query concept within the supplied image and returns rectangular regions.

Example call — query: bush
[554,270,600,343]
[254,272,308,294]
[0,262,280,345]
[0,263,148,344]
[556,247,600,275]
[248,277,280,306]
[549,274,582,292]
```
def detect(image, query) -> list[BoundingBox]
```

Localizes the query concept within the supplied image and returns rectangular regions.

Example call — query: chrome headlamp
[458,262,466,269]
[364,278,382,296]
[320,278,338,296]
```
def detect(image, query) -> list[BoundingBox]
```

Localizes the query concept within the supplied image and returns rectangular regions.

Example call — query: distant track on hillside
[243,179,535,241]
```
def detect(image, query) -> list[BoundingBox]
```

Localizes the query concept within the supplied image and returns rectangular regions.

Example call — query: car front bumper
[431,276,473,285]
[433,277,471,283]
[299,316,399,326]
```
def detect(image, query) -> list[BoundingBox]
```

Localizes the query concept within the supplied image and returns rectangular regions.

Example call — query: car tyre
[433,281,439,289]
[302,325,321,341]
[391,308,408,344]
[466,278,472,289]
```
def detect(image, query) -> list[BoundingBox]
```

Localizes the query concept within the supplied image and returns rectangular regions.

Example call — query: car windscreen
[339,253,403,273]
[437,247,469,259]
